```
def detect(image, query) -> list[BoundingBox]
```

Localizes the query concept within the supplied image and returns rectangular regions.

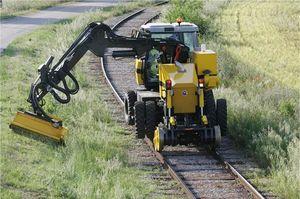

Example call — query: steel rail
[144,137,197,199]
[99,3,264,199]
[213,151,265,199]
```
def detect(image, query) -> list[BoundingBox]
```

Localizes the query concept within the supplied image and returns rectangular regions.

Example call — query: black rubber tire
[216,99,227,136]
[134,101,146,139]
[145,101,156,140]
[124,90,136,125]
[204,90,217,127]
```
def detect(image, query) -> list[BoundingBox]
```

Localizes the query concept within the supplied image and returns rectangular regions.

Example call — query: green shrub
[164,0,209,35]
[279,100,296,118]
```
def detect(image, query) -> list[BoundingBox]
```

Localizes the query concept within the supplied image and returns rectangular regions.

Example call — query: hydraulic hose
[30,70,80,121]
[48,71,79,104]
[30,83,53,122]
[64,71,79,94]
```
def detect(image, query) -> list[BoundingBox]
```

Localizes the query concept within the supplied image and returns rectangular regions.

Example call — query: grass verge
[0,2,158,198]
[0,0,75,19]
[163,0,300,198]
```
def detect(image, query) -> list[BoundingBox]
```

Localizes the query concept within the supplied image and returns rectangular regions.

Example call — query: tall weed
[163,0,300,198]
[0,2,156,198]
[211,1,300,197]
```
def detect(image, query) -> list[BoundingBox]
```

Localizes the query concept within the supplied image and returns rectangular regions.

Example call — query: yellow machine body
[193,50,220,89]
[157,50,221,115]
[159,63,198,114]
[193,50,218,75]
[135,58,144,85]
[10,111,68,141]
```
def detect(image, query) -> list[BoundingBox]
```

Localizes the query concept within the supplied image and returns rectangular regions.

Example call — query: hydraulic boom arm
[28,22,154,124]
[9,22,189,142]
[27,22,187,126]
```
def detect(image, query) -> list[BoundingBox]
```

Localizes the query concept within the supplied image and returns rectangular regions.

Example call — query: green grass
[163,0,300,198]
[0,2,160,198]
[0,0,75,19]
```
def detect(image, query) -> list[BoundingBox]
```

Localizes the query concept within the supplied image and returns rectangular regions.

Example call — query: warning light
[176,17,183,25]
[166,79,172,90]
[199,78,205,87]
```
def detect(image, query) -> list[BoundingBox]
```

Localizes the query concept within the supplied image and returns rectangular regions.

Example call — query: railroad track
[93,3,269,199]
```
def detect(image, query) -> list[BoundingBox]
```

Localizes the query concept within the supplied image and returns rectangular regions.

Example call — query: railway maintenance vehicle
[10,19,227,151]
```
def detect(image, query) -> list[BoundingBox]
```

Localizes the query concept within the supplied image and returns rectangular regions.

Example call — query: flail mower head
[9,56,71,143]
[10,111,68,142]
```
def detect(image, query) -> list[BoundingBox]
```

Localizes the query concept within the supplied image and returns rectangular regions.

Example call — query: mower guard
[9,111,68,142]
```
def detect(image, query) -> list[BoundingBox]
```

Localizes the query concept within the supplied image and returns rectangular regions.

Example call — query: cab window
[151,33,174,39]
[151,32,198,52]
[183,32,198,51]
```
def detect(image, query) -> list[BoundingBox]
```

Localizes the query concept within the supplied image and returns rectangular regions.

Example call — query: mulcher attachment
[10,111,68,142]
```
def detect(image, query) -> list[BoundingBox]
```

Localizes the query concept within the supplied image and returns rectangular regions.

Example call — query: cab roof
[140,22,199,33]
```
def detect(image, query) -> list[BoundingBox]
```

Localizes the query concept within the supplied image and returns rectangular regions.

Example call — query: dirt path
[0,0,128,53]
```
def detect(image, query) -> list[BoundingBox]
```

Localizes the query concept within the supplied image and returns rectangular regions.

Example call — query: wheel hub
[153,127,164,152]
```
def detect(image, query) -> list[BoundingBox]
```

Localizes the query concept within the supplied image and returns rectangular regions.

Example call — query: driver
[147,48,160,82]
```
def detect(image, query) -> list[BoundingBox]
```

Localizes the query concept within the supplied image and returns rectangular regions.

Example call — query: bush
[164,0,209,35]
[279,100,296,118]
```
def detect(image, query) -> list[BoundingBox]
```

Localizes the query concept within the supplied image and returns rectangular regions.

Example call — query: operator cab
[138,22,199,51]
[136,22,199,90]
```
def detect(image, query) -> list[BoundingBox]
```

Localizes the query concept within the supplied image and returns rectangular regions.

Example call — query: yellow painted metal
[201,115,208,125]
[193,50,218,75]
[199,88,204,108]
[173,87,197,113]
[10,111,68,141]
[153,127,163,152]
[159,63,198,113]
[204,75,220,89]
[135,58,143,85]
[170,116,176,126]
[158,64,173,98]
[166,90,172,109]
